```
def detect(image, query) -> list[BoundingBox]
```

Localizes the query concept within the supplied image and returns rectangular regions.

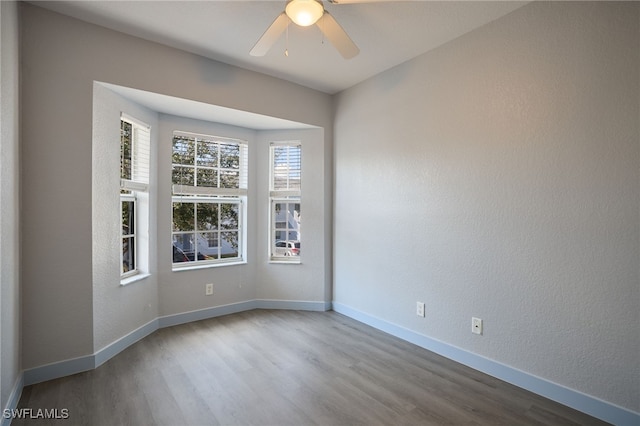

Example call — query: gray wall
[15,0,639,419]
[92,84,160,352]
[334,1,639,413]
[156,114,258,318]
[20,3,333,370]
[0,0,21,414]
[254,129,327,304]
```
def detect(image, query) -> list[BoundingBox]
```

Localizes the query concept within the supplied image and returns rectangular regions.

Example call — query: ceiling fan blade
[317,12,359,59]
[250,12,290,57]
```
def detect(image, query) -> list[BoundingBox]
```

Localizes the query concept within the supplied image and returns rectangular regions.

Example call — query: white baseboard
[158,299,329,328]
[255,299,332,312]
[1,373,24,426]
[22,299,329,386]
[332,301,639,426]
[94,318,159,368]
[23,300,635,425]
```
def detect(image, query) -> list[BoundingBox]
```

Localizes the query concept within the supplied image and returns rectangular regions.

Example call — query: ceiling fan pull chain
[285,21,290,57]
[250,2,358,59]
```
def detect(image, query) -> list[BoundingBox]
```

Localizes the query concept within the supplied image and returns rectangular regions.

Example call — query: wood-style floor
[15,310,608,425]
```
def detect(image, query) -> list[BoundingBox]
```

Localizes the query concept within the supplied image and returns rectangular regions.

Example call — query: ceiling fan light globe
[286,0,324,27]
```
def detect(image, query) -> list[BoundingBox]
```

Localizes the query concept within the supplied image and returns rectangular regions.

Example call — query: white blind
[132,126,150,184]
[270,142,301,196]
[171,131,248,196]
[121,116,150,192]
[239,143,249,191]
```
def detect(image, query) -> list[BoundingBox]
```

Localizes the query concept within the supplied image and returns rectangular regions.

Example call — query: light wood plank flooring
[15,310,608,425]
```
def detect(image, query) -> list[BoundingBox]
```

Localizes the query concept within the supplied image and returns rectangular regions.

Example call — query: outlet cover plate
[472,317,483,335]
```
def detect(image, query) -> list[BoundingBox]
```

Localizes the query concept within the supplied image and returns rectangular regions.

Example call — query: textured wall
[92,84,160,352]
[334,1,639,412]
[20,3,333,369]
[156,114,258,317]
[255,129,327,303]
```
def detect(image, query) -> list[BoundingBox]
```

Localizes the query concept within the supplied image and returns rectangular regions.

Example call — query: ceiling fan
[250,0,362,59]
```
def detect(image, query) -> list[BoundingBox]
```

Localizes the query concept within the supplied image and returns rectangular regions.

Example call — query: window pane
[220,144,240,169]
[221,232,239,258]
[122,236,135,272]
[220,203,238,229]
[274,202,299,230]
[272,233,300,257]
[196,168,218,187]
[173,134,246,195]
[120,121,132,180]
[196,203,218,230]
[274,203,286,234]
[272,201,301,257]
[201,232,219,249]
[196,139,218,167]
[220,170,239,188]
[122,200,135,236]
[172,241,189,263]
[173,202,194,232]
[173,234,194,257]
[172,136,195,165]
[172,166,195,186]
[199,232,219,259]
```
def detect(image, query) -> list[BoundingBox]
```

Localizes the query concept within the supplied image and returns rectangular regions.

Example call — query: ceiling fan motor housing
[286,0,324,27]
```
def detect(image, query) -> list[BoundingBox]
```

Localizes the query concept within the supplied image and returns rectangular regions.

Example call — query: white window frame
[269,141,301,263]
[120,193,137,279]
[120,115,150,282]
[171,131,248,270]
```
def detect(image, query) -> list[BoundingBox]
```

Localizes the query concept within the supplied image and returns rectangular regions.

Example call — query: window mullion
[217,202,222,259]
[287,147,291,190]
[193,138,198,188]
[193,202,199,260]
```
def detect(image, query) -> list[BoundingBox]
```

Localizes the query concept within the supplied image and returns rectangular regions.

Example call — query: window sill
[269,258,302,265]
[120,273,151,287]
[172,259,247,272]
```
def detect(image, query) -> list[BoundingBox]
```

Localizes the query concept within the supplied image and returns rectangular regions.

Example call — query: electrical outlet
[472,317,483,335]
[205,283,214,296]
[416,301,425,317]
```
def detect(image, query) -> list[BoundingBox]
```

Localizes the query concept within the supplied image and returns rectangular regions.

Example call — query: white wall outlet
[472,317,483,335]
[205,283,214,296]
[416,301,425,317]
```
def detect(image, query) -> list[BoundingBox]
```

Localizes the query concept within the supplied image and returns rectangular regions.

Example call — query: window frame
[171,196,245,269]
[171,131,248,270]
[119,115,150,282]
[120,192,137,278]
[269,141,301,263]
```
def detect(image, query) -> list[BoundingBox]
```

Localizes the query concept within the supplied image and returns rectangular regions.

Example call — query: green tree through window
[171,132,247,267]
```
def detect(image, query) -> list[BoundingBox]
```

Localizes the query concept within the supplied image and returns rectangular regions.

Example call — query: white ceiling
[100,81,318,129]
[33,0,529,95]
